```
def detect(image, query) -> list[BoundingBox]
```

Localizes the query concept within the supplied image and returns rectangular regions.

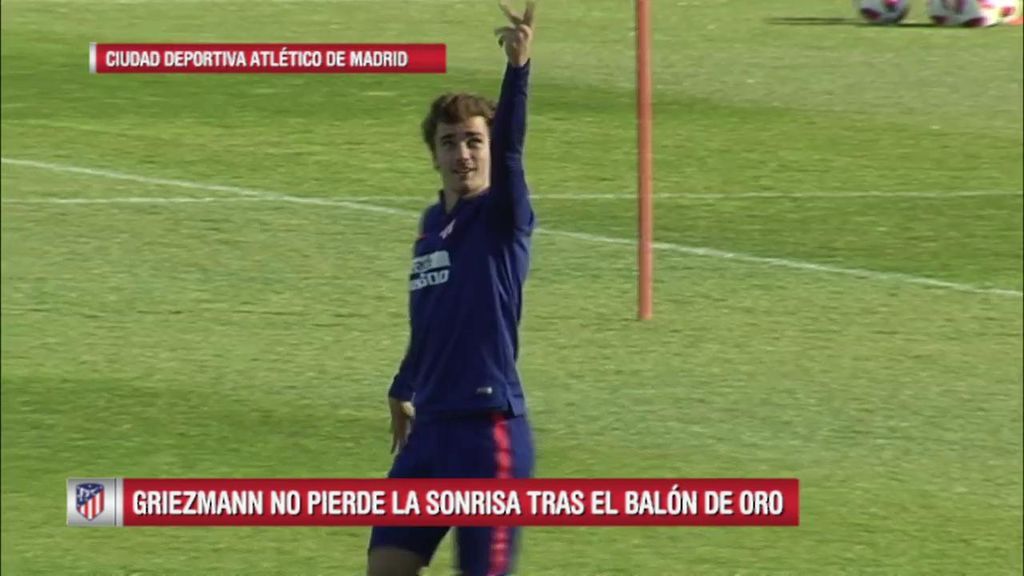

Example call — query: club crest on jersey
[439,219,456,240]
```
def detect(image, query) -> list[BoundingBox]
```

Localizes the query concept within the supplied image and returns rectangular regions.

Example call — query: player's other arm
[490,2,536,233]
[388,206,430,405]
[386,343,416,454]
[388,233,419,404]
[388,347,414,402]
[385,209,430,453]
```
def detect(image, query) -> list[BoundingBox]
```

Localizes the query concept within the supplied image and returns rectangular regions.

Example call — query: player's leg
[368,522,448,575]
[366,546,430,576]
[367,420,449,576]
[450,412,536,576]
[454,524,523,576]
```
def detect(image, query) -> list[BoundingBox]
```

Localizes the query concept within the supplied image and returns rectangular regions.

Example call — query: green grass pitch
[2,0,1022,574]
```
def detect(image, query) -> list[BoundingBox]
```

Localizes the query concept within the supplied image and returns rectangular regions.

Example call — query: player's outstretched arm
[490,1,535,233]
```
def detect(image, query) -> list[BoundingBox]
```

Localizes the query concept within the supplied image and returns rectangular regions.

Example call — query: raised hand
[495,1,535,67]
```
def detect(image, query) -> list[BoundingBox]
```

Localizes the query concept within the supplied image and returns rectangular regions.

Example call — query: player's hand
[495,1,535,67]
[388,396,415,455]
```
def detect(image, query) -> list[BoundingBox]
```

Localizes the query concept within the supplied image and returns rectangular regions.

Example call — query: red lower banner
[89,43,446,74]
[67,478,799,527]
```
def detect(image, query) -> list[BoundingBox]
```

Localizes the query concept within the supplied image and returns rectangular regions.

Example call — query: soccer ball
[854,0,911,23]
[927,0,1002,26]
[926,0,956,24]
[995,0,1022,23]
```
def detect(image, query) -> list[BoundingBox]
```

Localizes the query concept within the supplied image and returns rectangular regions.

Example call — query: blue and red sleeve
[488,61,535,234]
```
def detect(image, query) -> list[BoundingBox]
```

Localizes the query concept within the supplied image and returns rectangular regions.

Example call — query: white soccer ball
[927,0,958,24]
[854,0,911,23]
[926,0,955,24]
[995,0,1022,23]
[927,0,1002,26]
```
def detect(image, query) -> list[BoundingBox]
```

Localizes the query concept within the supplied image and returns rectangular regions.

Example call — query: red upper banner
[112,478,800,527]
[89,43,447,74]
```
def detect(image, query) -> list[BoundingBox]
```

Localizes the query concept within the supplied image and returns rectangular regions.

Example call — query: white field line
[0,196,419,205]
[5,190,1020,206]
[2,196,272,205]
[4,157,1018,203]
[2,156,1021,299]
[529,190,1022,200]
[1,158,411,216]
[218,190,1019,201]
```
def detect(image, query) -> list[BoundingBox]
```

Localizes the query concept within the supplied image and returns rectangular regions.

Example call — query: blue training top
[388,61,535,422]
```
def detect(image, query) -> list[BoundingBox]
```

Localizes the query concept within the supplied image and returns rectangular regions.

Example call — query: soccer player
[366,3,537,576]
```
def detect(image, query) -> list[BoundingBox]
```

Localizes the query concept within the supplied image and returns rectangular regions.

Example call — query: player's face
[433,116,491,197]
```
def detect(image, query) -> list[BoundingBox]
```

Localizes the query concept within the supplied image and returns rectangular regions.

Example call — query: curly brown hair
[421,93,496,154]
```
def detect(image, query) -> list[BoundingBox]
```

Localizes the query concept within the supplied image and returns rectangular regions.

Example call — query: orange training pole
[636,0,654,320]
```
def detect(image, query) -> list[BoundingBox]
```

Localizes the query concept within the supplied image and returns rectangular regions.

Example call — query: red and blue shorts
[368,411,535,575]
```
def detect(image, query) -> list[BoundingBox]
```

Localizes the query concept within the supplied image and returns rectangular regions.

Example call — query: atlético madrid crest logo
[76,483,105,521]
